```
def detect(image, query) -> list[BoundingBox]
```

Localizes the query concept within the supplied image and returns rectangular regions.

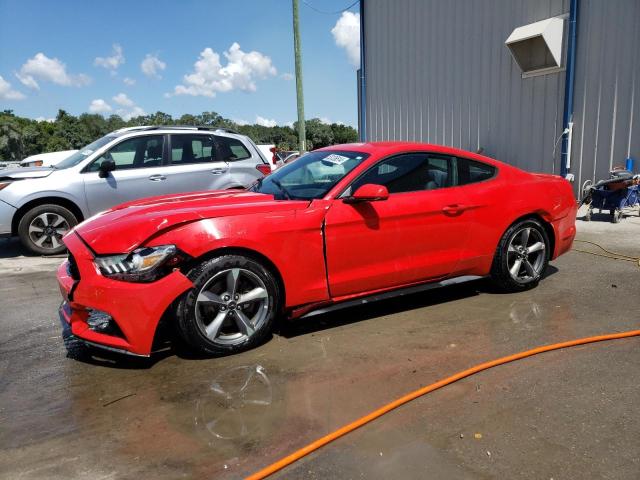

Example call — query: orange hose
[246,329,640,480]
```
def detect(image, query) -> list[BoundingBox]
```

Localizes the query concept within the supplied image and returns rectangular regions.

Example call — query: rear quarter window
[216,136,251,161]
[458,158,496,185]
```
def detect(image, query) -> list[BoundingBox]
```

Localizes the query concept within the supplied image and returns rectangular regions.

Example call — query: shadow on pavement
[62,265,557,369]
[279,266,558,339]
[0,237,66,259]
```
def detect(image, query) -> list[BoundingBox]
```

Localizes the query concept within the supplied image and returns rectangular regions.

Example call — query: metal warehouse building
[357,0,640,194]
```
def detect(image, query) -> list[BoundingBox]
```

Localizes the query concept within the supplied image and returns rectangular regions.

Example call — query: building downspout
[358,0,367,142]
[560,0,579,179]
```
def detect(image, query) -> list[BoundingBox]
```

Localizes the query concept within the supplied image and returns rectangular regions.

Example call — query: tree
[330,123,358,144]
[0,111,358,161]
[301,118,334,150]
[0,115,25,160]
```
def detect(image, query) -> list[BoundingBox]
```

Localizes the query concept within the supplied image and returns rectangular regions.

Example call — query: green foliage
[0,110,358,161]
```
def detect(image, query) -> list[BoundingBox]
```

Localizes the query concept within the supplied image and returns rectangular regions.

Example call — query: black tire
[490,218,550,293]
[17,204,78,255]
[175,254,281,356]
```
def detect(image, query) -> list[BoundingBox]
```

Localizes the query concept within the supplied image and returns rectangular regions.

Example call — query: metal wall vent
[505,17,564,78]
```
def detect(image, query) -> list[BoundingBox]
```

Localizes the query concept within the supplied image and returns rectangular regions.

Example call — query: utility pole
[292,0,306,152]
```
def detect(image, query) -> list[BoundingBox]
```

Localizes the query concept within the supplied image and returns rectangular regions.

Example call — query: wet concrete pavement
[0,218,639,479]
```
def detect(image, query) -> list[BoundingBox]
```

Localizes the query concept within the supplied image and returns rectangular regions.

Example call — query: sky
[0,0,361,126]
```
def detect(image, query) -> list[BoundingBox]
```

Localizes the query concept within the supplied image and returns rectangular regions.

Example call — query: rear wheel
[491,219,550,292]
[17,204,77,255]
[175,255,280,356]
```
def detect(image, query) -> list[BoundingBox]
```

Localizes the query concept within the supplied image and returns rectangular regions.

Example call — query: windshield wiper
[270,178,293,200]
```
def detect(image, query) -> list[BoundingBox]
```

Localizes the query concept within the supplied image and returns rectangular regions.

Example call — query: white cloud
[280,72,294,81]
[112,92,134,107]
[331,12,360,67]
[171,43,277,97]
[233,118,249,126]
[319,116,345,125]
[88,99,112,114]
[123,77,136,86]
[35,117,55,122]
[16,52,91,89]
[141,53,166,79]
[119,105,146,121]
[0,75,25,100]
[110,94,145,120]
[94,44,125,73]
[15,73,38,89]
[255,115,277,127]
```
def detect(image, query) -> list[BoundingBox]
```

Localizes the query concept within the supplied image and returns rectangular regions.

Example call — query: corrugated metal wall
[364,0,568,174]
[364,0,640,189]
[572,0,640,187]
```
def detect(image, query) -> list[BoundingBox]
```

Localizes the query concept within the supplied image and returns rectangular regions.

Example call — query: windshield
[251,150,369,200]
[54,135,118,169]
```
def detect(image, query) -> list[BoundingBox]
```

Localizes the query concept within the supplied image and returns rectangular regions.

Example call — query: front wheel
[175,255,281,356]
[491,219,550,292]
[17,204,78,255]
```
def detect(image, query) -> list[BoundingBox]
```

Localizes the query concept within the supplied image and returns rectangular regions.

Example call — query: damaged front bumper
[56,231,194,356]
[58,302,150,358]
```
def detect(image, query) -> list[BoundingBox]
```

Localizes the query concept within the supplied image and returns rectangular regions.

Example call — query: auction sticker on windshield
[322,154,351,165]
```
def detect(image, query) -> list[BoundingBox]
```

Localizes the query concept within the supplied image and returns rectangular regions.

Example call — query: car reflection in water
[194,364,272,442]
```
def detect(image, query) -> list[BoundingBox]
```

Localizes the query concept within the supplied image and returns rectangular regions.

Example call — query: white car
[20,150,78,168]
[0,126,269,254]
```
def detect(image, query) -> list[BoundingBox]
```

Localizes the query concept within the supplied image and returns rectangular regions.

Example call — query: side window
[88,135,164,171]
[170,134,215,165]
[350,153,456,194]
[457,158,496,185]
[215,135,251,161]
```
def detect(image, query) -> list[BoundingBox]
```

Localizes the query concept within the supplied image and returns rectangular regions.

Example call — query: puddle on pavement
[5,260,637,479]
[194,364,273,443]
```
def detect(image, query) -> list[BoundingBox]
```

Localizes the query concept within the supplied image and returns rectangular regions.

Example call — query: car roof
[317,142,510,169]
[113,125,245,138]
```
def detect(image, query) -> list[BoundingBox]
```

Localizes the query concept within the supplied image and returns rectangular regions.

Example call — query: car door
[324,152,475,297]
[82,134,170,215]
[161,133,232,193]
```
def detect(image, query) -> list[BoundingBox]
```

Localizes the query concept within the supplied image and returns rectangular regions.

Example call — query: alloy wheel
[195,268,270,346]
[27,212,70,251]
[506,227,546,283]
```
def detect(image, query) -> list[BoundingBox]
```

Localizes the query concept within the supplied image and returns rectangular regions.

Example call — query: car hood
[73,190,309,254]
[0,166,54,180]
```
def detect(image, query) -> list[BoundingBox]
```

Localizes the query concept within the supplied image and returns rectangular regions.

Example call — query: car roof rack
[115,125,241,134]
[210,127,240,135]
[113,126,158,133]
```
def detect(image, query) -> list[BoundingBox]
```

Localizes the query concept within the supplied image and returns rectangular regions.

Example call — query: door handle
[148,174,167,182]
[211,168,228,175]
[442,204,467,215]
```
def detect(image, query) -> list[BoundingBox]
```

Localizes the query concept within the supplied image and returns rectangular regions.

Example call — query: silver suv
[0,126,270,254]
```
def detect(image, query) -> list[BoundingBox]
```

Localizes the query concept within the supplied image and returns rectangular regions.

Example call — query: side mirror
[343,184,389,204]
[98,158,116,178]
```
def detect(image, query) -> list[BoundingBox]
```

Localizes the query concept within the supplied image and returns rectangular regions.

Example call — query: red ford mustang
[57,142,577,357]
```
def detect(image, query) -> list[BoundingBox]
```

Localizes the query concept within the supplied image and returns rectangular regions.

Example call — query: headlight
[94,245,187,282]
